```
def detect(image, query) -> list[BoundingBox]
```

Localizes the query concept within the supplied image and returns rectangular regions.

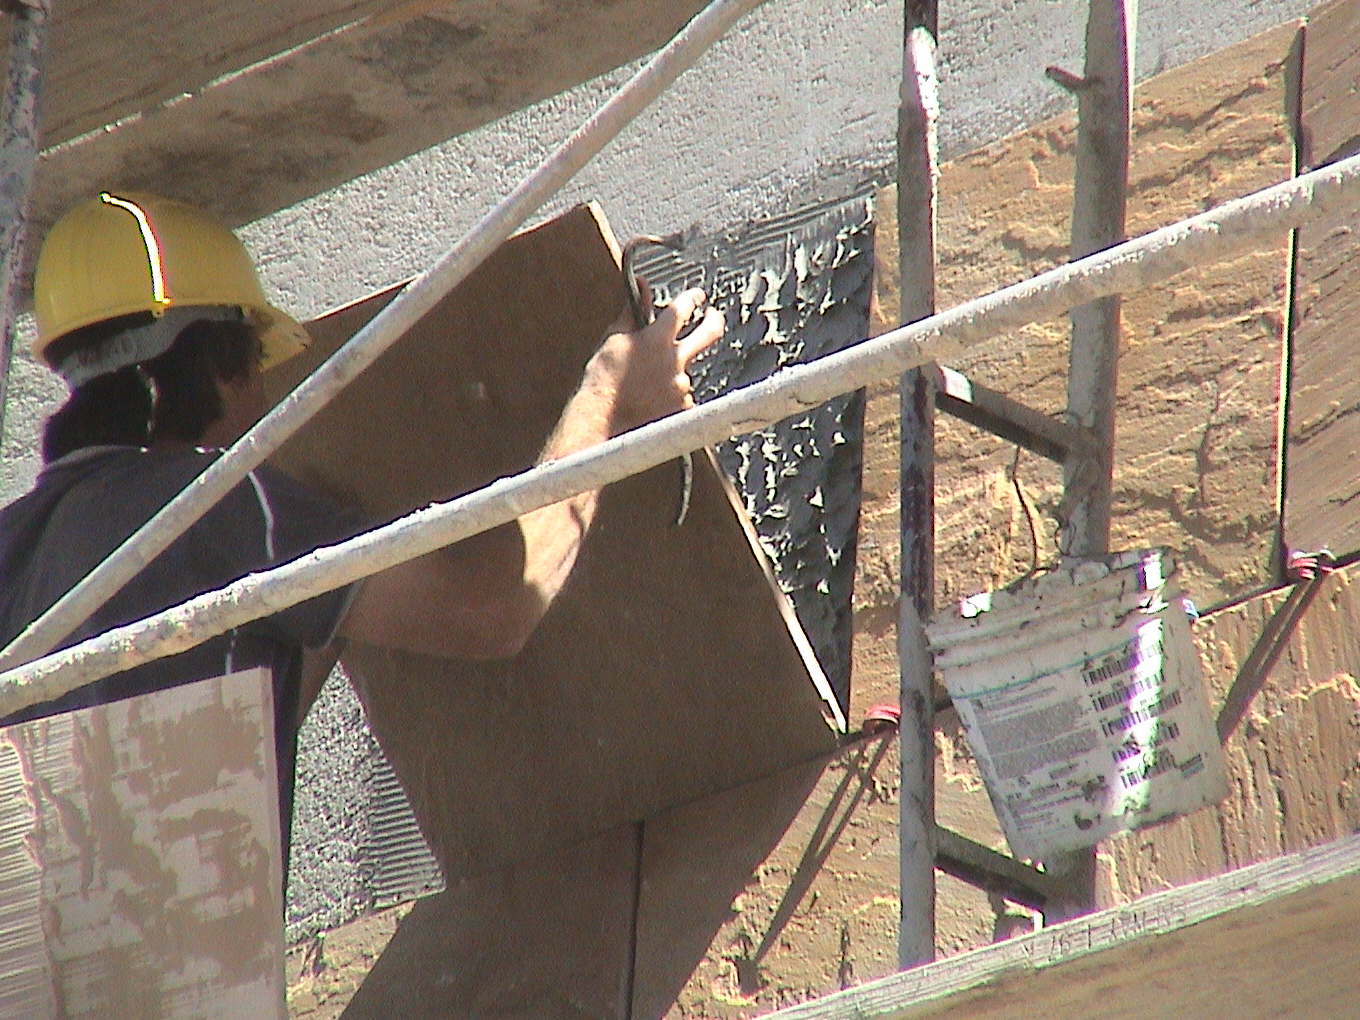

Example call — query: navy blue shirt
[0,446,367,841]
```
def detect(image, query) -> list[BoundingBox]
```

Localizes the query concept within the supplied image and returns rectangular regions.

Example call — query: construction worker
[0,191,722,850]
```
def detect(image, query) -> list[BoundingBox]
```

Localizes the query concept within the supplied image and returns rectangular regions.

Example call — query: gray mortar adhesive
[631,190,874,708]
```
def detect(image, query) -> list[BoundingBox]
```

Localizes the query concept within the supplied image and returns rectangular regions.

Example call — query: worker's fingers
[662,286,707,328]
[606,273,655,334]
[675,306,724,367]
[633,273,655,323]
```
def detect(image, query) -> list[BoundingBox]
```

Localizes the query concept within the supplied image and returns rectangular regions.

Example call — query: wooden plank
[763,832,1360,1020]
[1281,0,1360,558]
[0,668,285,1019]
[5,0,395,149]
[18,0,709,271]
[264,204,839,883]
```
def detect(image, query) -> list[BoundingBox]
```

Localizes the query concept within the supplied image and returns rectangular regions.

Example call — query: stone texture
[1100,568,1360,903]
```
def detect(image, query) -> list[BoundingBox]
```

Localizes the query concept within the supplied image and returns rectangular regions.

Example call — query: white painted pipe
[1,152,1357,715]
[0,0,766,672]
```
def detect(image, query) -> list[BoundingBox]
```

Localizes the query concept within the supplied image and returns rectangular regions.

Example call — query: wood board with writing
[746,834,1360,1020]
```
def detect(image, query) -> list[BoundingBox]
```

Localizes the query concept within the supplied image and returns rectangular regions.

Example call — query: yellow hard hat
[31,191,309,372]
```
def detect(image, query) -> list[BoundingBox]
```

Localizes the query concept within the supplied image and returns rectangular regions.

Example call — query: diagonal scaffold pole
[0,0,51,444]
[1,150,1358,715]
[0,0,766,673]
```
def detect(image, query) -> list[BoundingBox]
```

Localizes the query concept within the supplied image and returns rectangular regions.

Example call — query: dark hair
[41,314,262,463]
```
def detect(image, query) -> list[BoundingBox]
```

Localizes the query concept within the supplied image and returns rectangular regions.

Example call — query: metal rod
[896,0,940,969]
[0,0,765,672]
[934,826,1063,911]
[2,152,1360,712]
[1272,26,1307,584]
[0,0,50,443]
[1059,0,1135,558]
[1216,575,1326,742]
[935,365,1095,464]
[898,366,937,968]
[1046,0,1137,924]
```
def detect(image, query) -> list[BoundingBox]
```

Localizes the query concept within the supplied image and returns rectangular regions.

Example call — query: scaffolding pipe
[0,0,51,443]
[0,0,765,673]
[1,151,1358,714]
[1046,0,1137,923]
[896,0,940,970]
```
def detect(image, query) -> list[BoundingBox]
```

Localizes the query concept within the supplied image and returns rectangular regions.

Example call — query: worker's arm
[338,288,723,660]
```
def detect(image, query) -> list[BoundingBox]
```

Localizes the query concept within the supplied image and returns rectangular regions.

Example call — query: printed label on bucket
[937,581,1228,861]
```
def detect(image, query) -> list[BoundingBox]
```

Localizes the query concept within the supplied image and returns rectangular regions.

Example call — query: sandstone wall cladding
[867,21,1300,619]
[851,9,1360,960]
[653,19,1325,1018]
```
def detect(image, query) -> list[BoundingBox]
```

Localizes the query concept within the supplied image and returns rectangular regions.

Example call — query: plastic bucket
[927,549,1228,861]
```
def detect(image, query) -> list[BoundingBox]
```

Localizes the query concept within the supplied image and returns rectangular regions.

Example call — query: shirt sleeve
[217,463,371,649]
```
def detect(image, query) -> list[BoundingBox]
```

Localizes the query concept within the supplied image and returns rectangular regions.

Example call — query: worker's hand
[589,284,724,433]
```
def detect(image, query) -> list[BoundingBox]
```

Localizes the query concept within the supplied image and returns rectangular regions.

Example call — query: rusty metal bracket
[935,365,1098,464]
[1216,566,1332,742]
[934,825,1064,911]
[1045,66,1099,92]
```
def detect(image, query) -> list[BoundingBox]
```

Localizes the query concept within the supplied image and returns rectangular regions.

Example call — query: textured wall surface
[867,22,1300,618]
[236,0,1315,325]
[286,669,442,943]
[859,9,1332,970]
[0,1,1316,509]
[0,343,61,504]
[284,18,1346,1018]
[637,195,875,705]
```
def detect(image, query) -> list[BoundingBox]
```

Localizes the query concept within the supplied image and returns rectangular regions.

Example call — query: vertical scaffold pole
[0,0,50,442]
[897,0,939,969]
[1045,0,1137,921]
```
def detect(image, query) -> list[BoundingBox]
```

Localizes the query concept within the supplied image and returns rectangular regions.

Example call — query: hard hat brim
[252,304,311,370]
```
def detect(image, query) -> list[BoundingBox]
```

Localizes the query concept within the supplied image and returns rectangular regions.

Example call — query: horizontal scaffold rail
[0,152,1357,716]
[0,0,765,674]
